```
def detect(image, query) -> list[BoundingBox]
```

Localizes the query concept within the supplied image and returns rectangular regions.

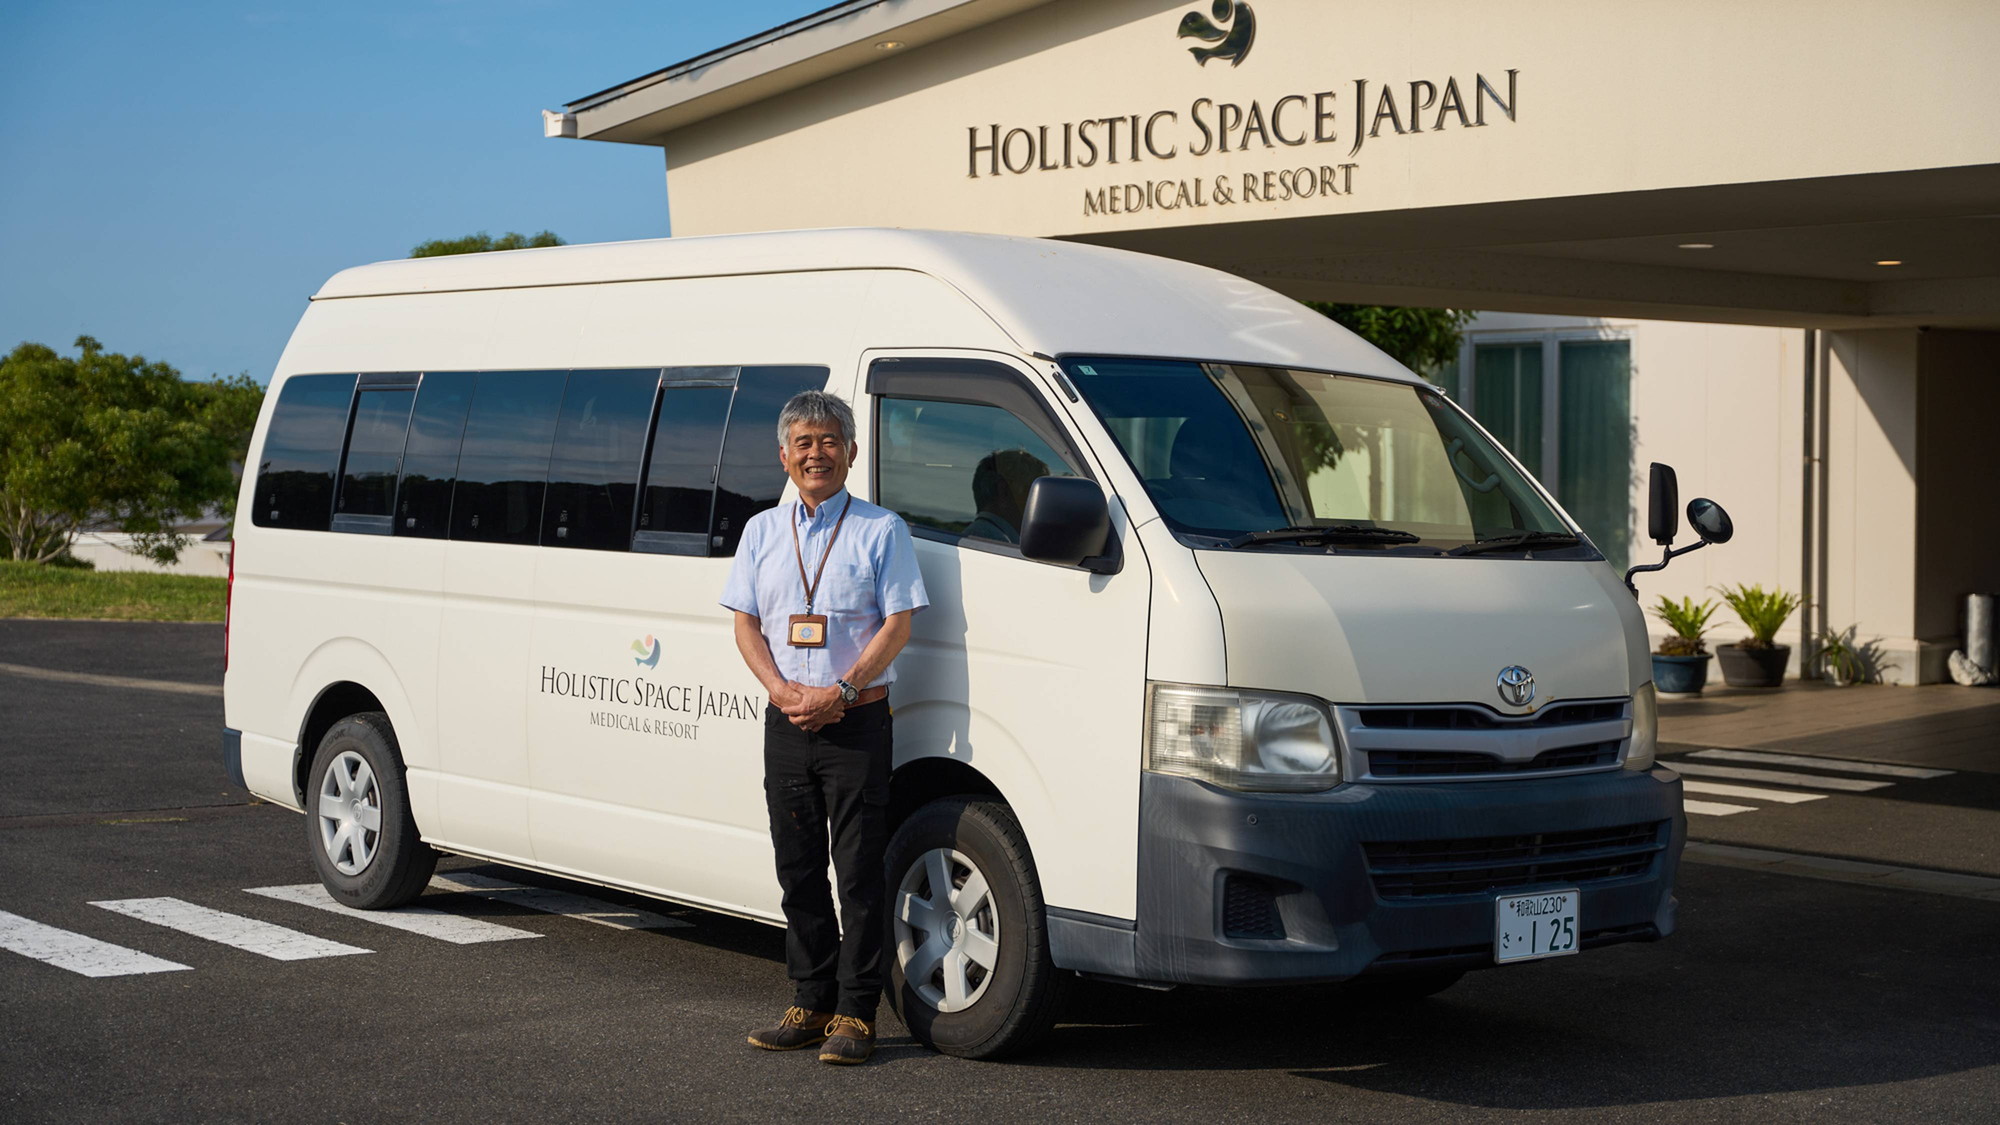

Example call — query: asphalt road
[3,620,1997,1123]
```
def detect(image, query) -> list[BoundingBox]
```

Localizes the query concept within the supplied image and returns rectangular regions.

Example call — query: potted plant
[1814,626,1866,686]
[1714,583,1803,688]
[1651,596,1718,694]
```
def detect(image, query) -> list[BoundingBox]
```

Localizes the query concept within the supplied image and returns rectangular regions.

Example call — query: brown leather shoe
[818,1015,875,1065]
[747,1006,835,1050]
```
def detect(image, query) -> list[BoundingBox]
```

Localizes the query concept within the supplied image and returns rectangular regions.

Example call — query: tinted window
[878,398,1079,542]
[450,371,566,545]
[712,366,828,555]
[542,370,659,551]
[253,373,356,530]
[336,388,415,522]
[635,383,732,554]
[395,372,475,538]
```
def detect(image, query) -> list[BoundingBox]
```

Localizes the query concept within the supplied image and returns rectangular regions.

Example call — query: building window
[1459,333,1633,569]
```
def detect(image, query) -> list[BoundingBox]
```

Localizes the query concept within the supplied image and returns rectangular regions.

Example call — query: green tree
[1306,302,1474,382]
[409,230,566,258]
[0,337,264,564]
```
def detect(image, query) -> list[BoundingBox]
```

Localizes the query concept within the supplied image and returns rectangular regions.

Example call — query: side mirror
[1019,477,1114,572]
[1624,462,1732,597]
[1647,463,1680,545]
[1687,497,1733,544]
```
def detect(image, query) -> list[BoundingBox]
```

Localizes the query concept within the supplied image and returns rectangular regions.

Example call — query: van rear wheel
[305,712,437,909]
[886,798,1062,1059]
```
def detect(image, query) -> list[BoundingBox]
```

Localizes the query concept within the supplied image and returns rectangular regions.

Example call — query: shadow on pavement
[1018,864,1999,1109]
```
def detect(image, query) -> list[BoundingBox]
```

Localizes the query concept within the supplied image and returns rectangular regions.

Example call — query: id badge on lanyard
[788,495,852,648]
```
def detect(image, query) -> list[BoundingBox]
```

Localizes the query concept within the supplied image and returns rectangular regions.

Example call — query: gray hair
[776,390,855,447]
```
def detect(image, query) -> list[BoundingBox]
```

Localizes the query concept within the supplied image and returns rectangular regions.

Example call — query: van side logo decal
[1178,1,1255,68]
[630,634,661,669]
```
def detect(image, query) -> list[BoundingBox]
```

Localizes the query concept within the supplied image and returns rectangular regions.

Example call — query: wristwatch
[836,679,859,705]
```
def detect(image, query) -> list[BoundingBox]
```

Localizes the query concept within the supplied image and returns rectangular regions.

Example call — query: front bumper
[1049,766,1684,986]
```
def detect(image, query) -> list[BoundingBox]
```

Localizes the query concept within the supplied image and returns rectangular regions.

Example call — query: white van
[225,229,1696,1059]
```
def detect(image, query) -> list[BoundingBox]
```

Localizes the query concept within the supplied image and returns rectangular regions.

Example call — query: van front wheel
[886,798,1062,1059]
[305,712,437,909]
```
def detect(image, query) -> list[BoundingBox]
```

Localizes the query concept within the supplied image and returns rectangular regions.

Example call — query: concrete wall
[659,0,2000,240]
[1460,317,1962,683]
[1916,330,2000,648]
[1460,314,1801,638]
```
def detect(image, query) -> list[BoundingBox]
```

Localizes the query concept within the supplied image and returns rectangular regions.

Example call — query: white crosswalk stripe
[1682,780,1828,805]
[428,873,693,930]
[1689,748,1953,780]
[246,884,543,945]
[91,897,372,961]
[1673,748,1944,818]
[0,910,192,977]
[1673,762,1892,792]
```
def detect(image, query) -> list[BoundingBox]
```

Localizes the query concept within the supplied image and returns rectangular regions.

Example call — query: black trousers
[762,698,892,1018]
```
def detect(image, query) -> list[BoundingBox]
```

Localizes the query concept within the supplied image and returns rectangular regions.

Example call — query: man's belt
[851,685,890,707]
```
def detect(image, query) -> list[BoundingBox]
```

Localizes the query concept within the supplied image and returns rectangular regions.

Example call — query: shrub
[1651,596,1718,656]
[1716,583,1802,649]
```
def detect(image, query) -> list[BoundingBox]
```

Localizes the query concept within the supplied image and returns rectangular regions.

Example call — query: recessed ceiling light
[1677,242,1714,250]
[1874,259,1903,266]
[875,40,904,50]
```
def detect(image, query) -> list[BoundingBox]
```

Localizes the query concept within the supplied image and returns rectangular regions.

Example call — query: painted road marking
[0,910,192,977]
[1672,763,1893,792]
[1683,799,1755,817]
[428,873,692,930]
[1682,780,1828,805]
[0,661,221,698]
[90,898,371,961]
[1690,748,1953,780]
[246,884,542,945]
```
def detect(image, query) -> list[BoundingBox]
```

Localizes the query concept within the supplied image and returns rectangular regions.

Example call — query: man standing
[721,389,928,1066]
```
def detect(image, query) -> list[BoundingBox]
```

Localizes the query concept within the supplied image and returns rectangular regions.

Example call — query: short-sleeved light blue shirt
[720,488,929,688]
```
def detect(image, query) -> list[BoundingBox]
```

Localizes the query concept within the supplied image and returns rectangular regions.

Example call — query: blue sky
[0,0,826,384]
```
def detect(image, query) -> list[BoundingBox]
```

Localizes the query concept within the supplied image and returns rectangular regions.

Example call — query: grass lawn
[0,559,227,622]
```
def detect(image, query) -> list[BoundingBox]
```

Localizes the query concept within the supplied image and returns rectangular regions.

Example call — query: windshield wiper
[1449,531,1583,556]
[1225,525,1422,549]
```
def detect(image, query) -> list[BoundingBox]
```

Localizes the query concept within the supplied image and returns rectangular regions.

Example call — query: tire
[304,712,438,909]
[1340,968,1466,1003]
[885,798,1064,1060]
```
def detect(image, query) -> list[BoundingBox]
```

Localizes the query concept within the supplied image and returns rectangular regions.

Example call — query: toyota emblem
[1497,666,1536,707]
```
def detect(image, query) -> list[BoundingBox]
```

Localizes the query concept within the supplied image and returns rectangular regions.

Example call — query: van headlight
[1624,682,1658,771]
[1145,682,1341,792]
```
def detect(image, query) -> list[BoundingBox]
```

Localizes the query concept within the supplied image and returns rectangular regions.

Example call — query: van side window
[877,398,1080,543]
[333,383,416,532]
[711,366,830,556]
[253,373,357,531]
[449,371,566,545]
[394,372,476,538]
[635,383,733,556]
[542,370,660,551]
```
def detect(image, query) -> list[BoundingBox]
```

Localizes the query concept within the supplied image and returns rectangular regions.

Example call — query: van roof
[312,228,1418,381]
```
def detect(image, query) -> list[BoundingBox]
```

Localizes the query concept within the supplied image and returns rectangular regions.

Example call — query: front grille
[1369,741,1620,777]
[1364,820,1668,899]
[1353,701,1625,731]
[1221,876,1286,939]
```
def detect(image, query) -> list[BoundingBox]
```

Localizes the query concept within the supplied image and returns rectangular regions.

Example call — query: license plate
[1494,889,1580,963]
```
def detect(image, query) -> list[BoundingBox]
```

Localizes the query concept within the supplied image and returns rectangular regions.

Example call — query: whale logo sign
[1178,0,1256,67]
[630,635,661,669]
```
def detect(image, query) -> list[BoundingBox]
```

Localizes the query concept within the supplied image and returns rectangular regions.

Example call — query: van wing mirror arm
[1622,540,1710,598]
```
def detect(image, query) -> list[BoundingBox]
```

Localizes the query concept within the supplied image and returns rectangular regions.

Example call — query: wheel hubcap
[317,750,382,876]
[894,847,1000,1013]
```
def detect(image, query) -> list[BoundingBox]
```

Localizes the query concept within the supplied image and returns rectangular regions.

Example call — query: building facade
[550,0,2000,682]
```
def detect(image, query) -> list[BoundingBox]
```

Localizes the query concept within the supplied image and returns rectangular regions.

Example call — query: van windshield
[1063,357,1586,555]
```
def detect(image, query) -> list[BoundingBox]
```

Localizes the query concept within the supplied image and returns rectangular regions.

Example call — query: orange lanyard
[789,495,853,614]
